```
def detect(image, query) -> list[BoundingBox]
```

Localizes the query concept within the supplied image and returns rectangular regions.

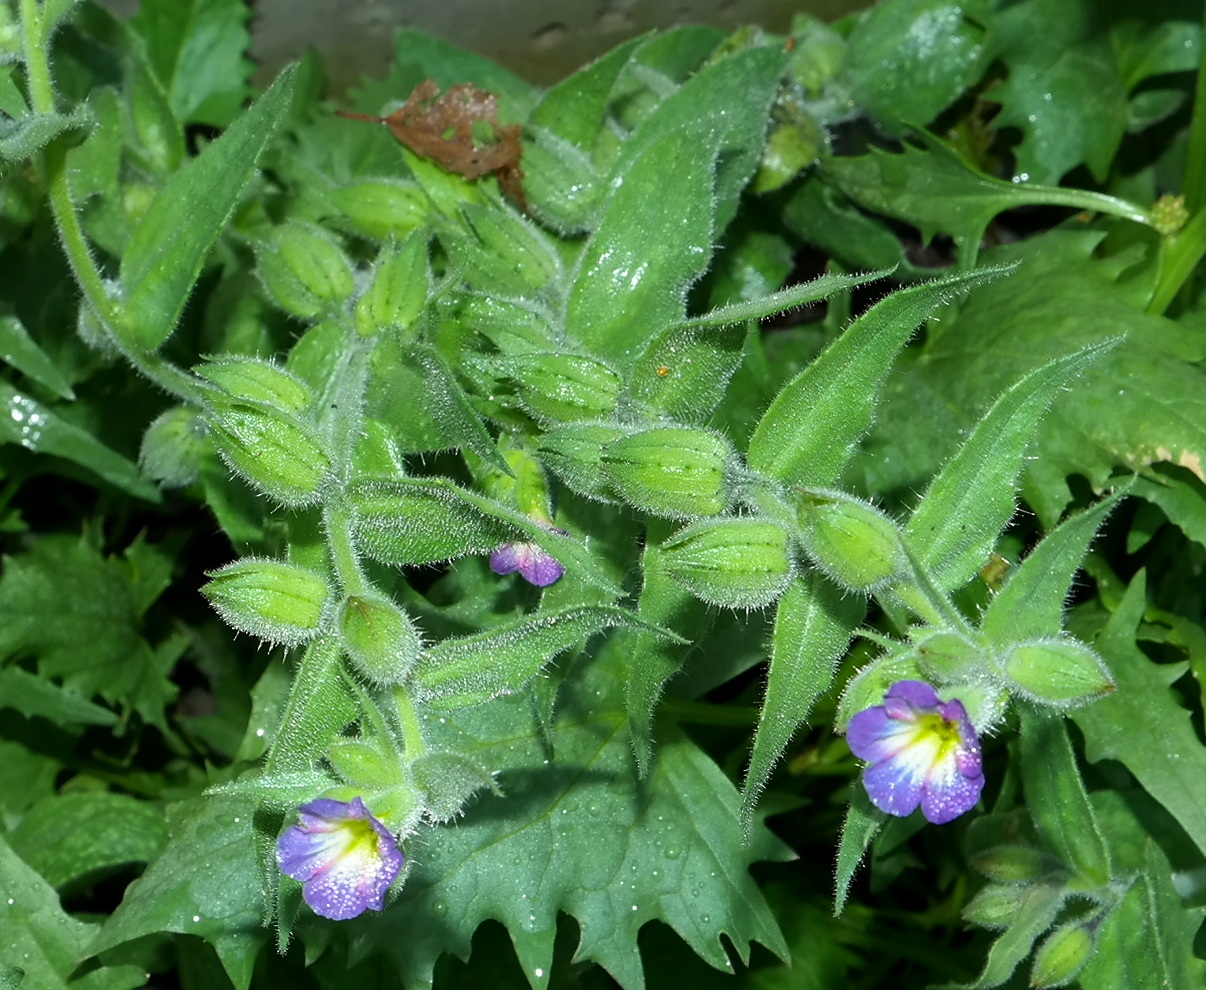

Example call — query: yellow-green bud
[328,180,428,240]
[339,594,422,685]
[326,738,403,790]
[1030,921,1095,988]
[914,629,985,681]
[354,233,429,339]
[659,517,793,609]
[502,352,621,424]
[205,401,330,506]
[1002,637,1115,708]
[961,883,1030,929]
[968,844,1050,884]
[602,427,733,518]
[201,558,330,645]
[537,423,628,502]
[796,490,903,590]
[257,223,354,319]
[195,357,314,413]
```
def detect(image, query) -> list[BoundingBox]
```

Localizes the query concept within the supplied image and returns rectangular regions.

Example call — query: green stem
[323,500,367,598]
[393,687,427,757]
[1182,4,1206,214]
[1148,204,1206,316]
[890,541,974,635]
[20,0,197,402]
[1012,185,1151,228]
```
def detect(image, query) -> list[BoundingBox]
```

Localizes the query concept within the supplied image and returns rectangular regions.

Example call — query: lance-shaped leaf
[0,314,74,399]
[529,38,639,148]
[833,788,885,916]
[1017,706,1111,886]
[118,65,296,351]
[414,605,683,708]
[980,489,1125,645]
[904,341,1114,593]
[626,269,888,424]
[742,572,863,832]
[747,265,1015,488]
[0,105,91,169]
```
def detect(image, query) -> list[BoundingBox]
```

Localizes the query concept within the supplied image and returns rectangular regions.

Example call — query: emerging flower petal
[847,679,984,825]
[276,796,403,920]
[489,540,564,587]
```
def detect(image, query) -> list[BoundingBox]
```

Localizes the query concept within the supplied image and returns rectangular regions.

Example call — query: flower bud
[339,594,422,685]
[914,629,984,682]
[326,738,402,790]
[502,352,621,424]
[354,233,429,339]
[537,423,628,502]
[195,357,314,413]
[328,180,427,240]
[205,401,330,506]
[659,517,793,608]
[601,427,733,519]
[961,883,1030,929]
[968,843,1049,884]
[202,558,331,645]
[1002,637,1114,708]
[796,490,903,590]
[140,406,206,487]
[256,223,354,319]
[1030,920,1095,988]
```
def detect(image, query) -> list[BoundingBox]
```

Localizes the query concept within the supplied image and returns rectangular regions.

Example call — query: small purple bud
[276,796,403,920]
[489,528,566,587]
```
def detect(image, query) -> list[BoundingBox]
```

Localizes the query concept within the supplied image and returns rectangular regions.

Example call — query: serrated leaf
[904,342,1112,592]
[0,535,177,727]
[10,792,167,889]
[743,572,863,831]
[565,129,714,364]
[0,836,143,990]
[1016,707,1111,885]
[1072,571,1206,861]
[0,314,74,399]
[355,654,789,990]
[415,605,680,708]
[0,667,117,727]
[980,491,1124,645]
[747,265,1015,487]
[128,0,252,126]
[119,65,296,351]
[87,796,266,990]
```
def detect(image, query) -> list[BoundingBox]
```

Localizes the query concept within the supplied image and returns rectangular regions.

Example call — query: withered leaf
[339,79,526,210]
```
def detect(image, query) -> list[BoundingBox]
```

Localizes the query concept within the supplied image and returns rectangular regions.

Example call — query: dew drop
[534,968,545,979]
[433,900,449,917]
[192,915,201,923]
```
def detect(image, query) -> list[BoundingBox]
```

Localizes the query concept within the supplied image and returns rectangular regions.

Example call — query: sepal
[256,222,355,319]
[354,232,429,339]
[1002,637,1115,708]
[796,489,904,590]
[328,180,428,240]
[1030,919,1096,988]
[338,594,423,685]
[658,516,793,609]
[196,356,314,413]
[201,558,331,645]
[501,352,621,424]
[601,426,734,518]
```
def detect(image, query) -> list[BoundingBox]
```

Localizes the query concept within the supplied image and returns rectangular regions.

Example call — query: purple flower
[276,796,403,920]
[846,679,984,825]
[489,540,564,587]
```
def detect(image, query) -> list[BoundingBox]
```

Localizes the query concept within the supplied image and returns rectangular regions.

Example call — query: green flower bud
[602,427,733,519]
[326,738,403,790]
[453,203,561,295]
[1030,920,1095,988]
[538,423,628,502]
[256,223,354,319]
[659,517,793,609]
[354,233,429,339]
[502,352,621,424]
[796,490,904,590]
[961,883,1030,929]
[1002,637,1115,708]
[328,180,427,240]
[339,594,422,685]
[140,406,206,487]
[914,629,985,682]
[195,356,314,413]
[205,401,330,506]
[968,843,1050,884]
[202,558,331,645]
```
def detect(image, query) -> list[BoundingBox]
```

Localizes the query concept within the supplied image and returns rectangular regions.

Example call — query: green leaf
[1078,838,1206,990]
[747,264,1015,487]
[964,883,1065,988]
[987,0,1128,183]
[903,342,1113,592]
[416,605,680,708]
[565,129,714,364]
[529,37,640,148]
[833,787,885,916]
[1016,707,1111,885]
[1072,571,1206,861]
[836,0,985,133]
[0,381,158,500]
[743,573,863,830]
[119,65,297,351]
[128,0,253,126]
[353,654,789,990]
[10,792,167,889]
[0,314,74,399]
[0,836,144,990]
[980,491,1124,645]
[0,535,177,727]
[0,105,90,168]
[261,638,357,776]
[0,667,118,727]
[88,796,266,990]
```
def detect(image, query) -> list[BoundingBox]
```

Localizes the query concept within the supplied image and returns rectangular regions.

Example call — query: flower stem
[1182,4,1206,215]
[1148,206,1206,316]
[393,687,427,757]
